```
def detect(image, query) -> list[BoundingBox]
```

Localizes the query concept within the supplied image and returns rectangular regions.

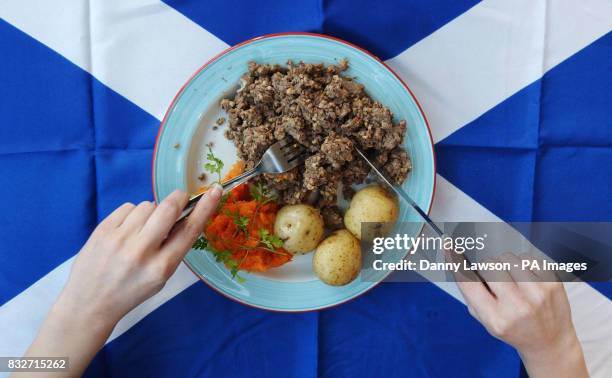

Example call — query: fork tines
[278,137,306,162]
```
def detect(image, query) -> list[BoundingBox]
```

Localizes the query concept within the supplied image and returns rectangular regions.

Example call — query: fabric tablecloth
[1,0,611,377]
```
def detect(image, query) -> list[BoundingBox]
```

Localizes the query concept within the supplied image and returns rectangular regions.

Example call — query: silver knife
[355,148,444,236]
[355,148,488,285]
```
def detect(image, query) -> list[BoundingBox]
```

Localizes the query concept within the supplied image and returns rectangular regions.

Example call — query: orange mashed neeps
[200,161,292,273]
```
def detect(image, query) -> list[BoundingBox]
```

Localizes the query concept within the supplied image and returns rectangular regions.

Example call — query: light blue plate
[153,33,435,312]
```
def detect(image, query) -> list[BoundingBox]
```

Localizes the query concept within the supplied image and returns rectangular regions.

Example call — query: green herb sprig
[224,209,249,234]
[258,228,284,250]
[204,146,224,182]
[192,235,245,282]
[250,182,276,204]
[192,236,208,250]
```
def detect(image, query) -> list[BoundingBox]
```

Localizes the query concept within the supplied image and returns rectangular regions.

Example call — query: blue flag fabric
[0,1,610,377]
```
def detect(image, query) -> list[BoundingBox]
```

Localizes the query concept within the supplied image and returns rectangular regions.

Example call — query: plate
[152,33,435,312]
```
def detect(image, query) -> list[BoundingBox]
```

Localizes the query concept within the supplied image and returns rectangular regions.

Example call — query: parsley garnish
[224,209,249,234]
[203,146,224,182]
[210,248,244,281]
[235,215,249,232]
[229,260,240,278]
[258,228,284,250]
[192,236,208,250]
[250,182,276,204]
[211,249,232,263]
[193,235,244,281]
[220,192,231,205]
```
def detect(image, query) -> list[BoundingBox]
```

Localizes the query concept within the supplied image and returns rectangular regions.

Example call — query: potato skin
[313,230,362,286]
[274,204,324,254]
[344,185,399,240]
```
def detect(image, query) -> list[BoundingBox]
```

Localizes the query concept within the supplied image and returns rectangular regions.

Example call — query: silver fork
[178,137,306,222]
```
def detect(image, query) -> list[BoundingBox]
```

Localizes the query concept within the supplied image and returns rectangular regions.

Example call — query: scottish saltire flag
[1,0,611,377]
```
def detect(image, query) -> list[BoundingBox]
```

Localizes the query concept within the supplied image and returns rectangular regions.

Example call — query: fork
[177,137,306,222]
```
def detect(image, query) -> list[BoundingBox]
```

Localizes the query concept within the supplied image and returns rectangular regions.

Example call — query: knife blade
[355,147,489,286]
[354,148,444,236]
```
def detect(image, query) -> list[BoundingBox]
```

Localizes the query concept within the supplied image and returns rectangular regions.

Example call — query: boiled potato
[313,230,362,286]
[344,185,399,240]
[274,204,324,254]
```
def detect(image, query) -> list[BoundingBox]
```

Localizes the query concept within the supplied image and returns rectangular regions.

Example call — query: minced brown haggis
[221,60,412,228]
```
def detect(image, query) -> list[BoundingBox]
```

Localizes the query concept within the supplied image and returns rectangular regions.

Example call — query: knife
[355,148,444,237]
[355,147,488,285]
